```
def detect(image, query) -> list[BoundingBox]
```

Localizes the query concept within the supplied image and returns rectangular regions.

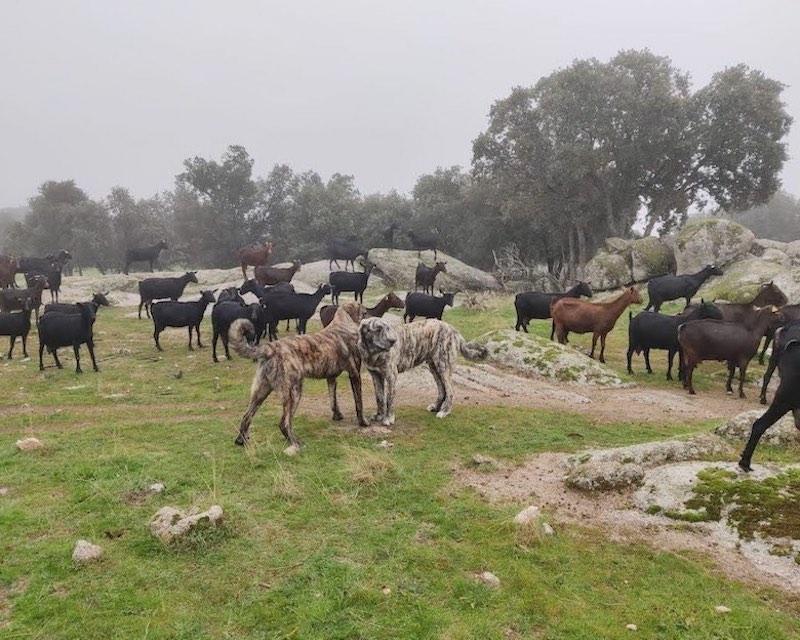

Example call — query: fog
[1,0,798,206]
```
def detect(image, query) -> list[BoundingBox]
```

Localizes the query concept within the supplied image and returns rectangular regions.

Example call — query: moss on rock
[675,219,755,273]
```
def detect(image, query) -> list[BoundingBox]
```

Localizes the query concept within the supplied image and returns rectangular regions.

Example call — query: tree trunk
[576,225,587,279]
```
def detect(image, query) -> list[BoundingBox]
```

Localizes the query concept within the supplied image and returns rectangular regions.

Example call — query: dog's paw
[332,412,344,421]
[427,403,439,412]
[234,434,248,446]
[435,410,451,419]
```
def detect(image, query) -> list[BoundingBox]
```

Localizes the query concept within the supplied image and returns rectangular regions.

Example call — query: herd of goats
[1,237,799,471]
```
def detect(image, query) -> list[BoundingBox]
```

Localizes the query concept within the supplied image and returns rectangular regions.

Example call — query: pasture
[1,281,799,639]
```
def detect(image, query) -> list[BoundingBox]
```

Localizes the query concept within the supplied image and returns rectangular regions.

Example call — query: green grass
[1,300,799,639]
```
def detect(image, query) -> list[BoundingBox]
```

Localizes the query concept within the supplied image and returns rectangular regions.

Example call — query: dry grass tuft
[345,447,396,488]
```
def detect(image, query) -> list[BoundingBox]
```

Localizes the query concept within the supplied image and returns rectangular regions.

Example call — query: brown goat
[238,241,273,280]
[254,260,301,287]
[678,306,784,398]
[551,286,643,362]
[0,255,19,288]
[319,291,405,327]
[228,301,368,448]
[415,261,447,295]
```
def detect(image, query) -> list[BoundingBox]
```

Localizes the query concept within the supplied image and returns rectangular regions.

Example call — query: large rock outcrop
[697,257,800,303]
[630,236,676,282]
[674,219,755,274]
[584,250,632,291]
[475,329,631,388]
[585,237,674,291]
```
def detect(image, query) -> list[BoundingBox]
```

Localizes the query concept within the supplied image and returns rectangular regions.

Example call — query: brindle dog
[229,301,368,447]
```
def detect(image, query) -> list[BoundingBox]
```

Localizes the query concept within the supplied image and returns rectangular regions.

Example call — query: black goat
[212,301,267,362]
[626,300,723,380]
[407,230,439,260]
[404,290,456,322]
[415,261,447,295]
[740,337,800,472]
[263,284,331,340]
[514,281,594,337]
[44,292,110,315]
[759,303,800,365]
[644,264,723,312]
[38,303,98,374]
[138,271,198,319]
[17,249,71,276]
[329,261,376,304]
[25,268,62,303]
[326,235,366,271]
[217,287,245,304]
[384,221,401,250]
[0,275,49,322]
[0,301,33,359]
[124,240,168,274]
[759,320,800,405]
[151,290,216,351]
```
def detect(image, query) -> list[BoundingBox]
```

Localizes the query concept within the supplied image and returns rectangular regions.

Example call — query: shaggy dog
[228,302,368,447]
[358,317,488,426]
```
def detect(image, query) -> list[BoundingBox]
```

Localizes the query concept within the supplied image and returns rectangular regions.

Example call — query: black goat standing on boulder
[124,240,168,275]
[330,261,376,304]
[326,235,367,271]
[151,290,216,351]
[406,230,439,260]
[138,271,198,319]
[644,264,723,312]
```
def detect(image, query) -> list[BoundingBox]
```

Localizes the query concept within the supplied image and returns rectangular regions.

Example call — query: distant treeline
[2,50,794,277]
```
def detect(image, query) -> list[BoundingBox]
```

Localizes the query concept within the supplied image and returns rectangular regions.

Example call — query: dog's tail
[229,319,272,360]
[458,335,488,361]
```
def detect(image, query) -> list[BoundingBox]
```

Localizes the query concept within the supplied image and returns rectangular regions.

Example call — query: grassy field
[1,294,799,639]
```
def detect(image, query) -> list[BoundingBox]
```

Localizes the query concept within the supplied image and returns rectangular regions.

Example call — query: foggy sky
[1,0,799,209]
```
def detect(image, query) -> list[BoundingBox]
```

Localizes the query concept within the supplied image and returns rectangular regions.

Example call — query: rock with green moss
[604,237,632,254]
[785,240,800,262]
[675,219,755,273]
[696,257,800,303]
[564,434,731,491]
[475,329,631,388]
[584,250,632,291]
[752,238,789,255]
[715,410,800,447]
[630,237,675,282]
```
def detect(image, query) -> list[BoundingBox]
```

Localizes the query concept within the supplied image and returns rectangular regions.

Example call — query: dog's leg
[435,363,454,419]
[278,380,304,447]
[348,369,369,427]
[369,370,386,422]
[427,361,446,413]
[382,369,398,426]
[328,376,344,421]
[235,376,273,445]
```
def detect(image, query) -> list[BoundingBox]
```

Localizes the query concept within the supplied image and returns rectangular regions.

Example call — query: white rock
[674,219,755,274]
[716,410,800,446]
[149,483,166,494]
[150,505,224,543]
[715,605,731,614]
[375,440,393,449]
[542,523,555,536]
[478,571,501,588]
[514,506,540,525]
[0,487,10,496]
[472,454,496,466]
[72,540,103,563]
[16,437,43,451]
[626,623,638,631]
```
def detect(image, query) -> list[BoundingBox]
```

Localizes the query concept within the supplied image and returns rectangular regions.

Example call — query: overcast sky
[1,0,798,209]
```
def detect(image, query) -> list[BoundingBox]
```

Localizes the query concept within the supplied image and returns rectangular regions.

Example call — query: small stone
[478,571,501,588]
[149,483,165,494]
[0,487,10,496]
[541,523,555,536]
[472,454,496,466]
[284,444,301,456]
[150,505,224,543]
[16,437,43,451]
[626,624,638,631]
[381,586,391,595]
[375,440,392,449]
[72,540,103,563]
[714,605,731,614]
[514,506,540,524]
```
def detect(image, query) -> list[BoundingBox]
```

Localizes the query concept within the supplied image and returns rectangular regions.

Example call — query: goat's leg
[666,349,675,381]
[235,376,273,445]
[760,347,781,405]
[52,348,63,369]
[38,341,45,371]
[138,300,144,319]
[349,369,369,426]
[738,362,747,399]
[589,333,598,359]
[725,362,736,394]
[739,400,792,471]
[212,331,220,362]
[86,339,99,372]
[154,326,164,351]
[223,336,232,360]
[598,333,608,363]
[758,333,773,365]
[73,343,82,374]
[643,348,653,374]
[187,327,194,350]
[327,376,343,420]
[278,380,303,447]
[685,362,697,394]
[195,324,204,348]
[8,336,16,359]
